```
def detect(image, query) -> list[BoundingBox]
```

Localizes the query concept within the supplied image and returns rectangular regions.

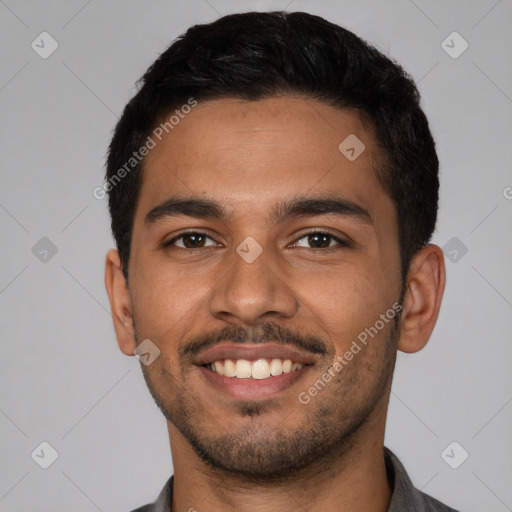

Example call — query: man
[104,10,459,512]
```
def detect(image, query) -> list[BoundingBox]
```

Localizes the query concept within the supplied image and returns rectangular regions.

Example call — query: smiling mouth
[203,358,310,380]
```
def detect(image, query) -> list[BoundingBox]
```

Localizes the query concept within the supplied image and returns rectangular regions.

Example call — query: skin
[105,96,445,512]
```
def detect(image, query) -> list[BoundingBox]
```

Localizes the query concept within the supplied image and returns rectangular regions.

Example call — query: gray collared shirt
[130,447,460,511]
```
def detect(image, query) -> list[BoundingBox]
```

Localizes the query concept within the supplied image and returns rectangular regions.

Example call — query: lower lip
[198,365,313,400]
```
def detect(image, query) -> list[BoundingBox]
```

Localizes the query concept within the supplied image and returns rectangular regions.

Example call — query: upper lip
[193,343,317,366]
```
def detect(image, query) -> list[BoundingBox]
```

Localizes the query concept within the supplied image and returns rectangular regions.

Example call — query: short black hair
[106,11,439,282]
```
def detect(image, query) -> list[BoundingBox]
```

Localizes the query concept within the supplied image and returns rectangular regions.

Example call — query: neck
[168,402,392,512]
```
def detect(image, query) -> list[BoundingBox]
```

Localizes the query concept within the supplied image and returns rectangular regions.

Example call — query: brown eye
[182,233,206,248]
[307,233,331,248]
[166,232,217,249]
[294,232,346,249]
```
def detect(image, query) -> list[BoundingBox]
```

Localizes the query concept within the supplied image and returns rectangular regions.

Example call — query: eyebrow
[144,194,372,226]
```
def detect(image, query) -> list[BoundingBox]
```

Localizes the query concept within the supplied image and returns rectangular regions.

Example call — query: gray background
[1,0,511,510]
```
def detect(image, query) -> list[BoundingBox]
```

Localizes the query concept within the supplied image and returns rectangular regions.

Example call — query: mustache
[180,321,328,361]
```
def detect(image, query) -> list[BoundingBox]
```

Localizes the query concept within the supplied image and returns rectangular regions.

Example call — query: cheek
[129,261,211,340]
[298,265,393,349]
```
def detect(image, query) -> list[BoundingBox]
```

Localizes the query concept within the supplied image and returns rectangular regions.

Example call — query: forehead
[137,96,391,223]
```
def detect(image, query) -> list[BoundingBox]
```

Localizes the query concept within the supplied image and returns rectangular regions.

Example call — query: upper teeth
[207,358,304,379]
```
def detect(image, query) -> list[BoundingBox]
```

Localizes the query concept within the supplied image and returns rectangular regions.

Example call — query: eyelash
[164,230,350,252]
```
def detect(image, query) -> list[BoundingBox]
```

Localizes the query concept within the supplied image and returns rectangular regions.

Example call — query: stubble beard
[138,320,399,483]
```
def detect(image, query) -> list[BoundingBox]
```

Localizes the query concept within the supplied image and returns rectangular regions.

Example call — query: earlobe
[397,244,446,354]
[104,249,137,356]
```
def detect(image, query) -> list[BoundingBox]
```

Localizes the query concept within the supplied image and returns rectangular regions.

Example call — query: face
[124,97,403,478]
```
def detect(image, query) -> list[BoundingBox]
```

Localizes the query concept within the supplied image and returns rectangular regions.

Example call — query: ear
[398,244,446,354]
[104,249,136,356]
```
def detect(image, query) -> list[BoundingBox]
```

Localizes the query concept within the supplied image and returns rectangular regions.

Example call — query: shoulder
[127,475,174,512]
[385,447,461,512]
[419,489,461,511]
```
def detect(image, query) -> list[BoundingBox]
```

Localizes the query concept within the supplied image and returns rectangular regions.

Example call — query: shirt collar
[153,474,173,512]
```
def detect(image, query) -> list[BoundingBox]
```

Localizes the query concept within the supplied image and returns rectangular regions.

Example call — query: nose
[208,245,299,325]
